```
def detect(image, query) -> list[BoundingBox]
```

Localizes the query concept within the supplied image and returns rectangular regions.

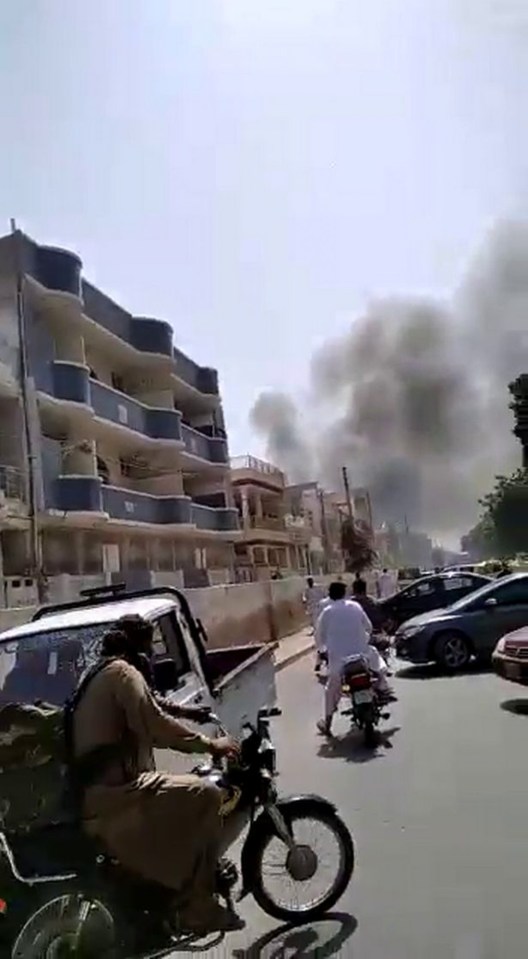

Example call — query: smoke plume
[249,221,528,540]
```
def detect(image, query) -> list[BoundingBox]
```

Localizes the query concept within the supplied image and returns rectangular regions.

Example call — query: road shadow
[500,698,528,716]
[396,660,491,681]
[231,911,357,958]
[317,725,400,763]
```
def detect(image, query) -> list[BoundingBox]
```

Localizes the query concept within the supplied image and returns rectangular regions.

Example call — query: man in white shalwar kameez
[315,581,396,735]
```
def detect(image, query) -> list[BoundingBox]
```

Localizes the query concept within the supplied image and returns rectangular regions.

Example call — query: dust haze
[250,222,528,540]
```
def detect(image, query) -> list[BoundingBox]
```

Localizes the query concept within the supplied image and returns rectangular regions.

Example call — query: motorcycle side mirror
[152,657,182,694]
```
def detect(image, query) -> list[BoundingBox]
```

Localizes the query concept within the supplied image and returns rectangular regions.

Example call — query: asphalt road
[177,653,528,959]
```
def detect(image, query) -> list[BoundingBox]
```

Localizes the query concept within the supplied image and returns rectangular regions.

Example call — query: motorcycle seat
[343,660,369,678]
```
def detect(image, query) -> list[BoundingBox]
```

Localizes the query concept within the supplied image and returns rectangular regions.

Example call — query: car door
[395,577,442,623]
[467,578,528,655]
[150,611,217,774]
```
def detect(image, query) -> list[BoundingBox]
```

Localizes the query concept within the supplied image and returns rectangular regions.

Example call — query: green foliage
[462,468,528,559]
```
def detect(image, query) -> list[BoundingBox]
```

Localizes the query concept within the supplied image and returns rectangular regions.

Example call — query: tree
[340,517,378,572]
[479,468,528,557]
[462,468,528,559]
[509,375,528,468]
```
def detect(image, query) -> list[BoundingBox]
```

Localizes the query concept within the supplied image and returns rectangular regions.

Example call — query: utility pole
[341,465,353,519]
[11,219,43,602]
[318,487,330,574]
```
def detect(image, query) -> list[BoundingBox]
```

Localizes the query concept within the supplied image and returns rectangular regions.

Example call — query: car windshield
[0,623,112,707]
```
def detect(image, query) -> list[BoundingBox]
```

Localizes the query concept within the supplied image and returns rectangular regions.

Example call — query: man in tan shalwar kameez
[72,622,241,934]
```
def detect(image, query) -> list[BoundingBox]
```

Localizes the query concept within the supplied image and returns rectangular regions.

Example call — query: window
[444,577,470,592]
[155,612,191,680]
[407,580,435,597]
[493,580,528,607]
[0,624,109,707]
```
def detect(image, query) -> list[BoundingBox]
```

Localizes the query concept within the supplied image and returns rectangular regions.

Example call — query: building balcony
[173,348,219,395]
[230,455,285,490]
[32,245,83,298]
[90,380,183,443]
[52,362,90,404]
[101,486,192,525]
[191,503,239,532]
[248,516,285,531]
[43,472,239,533]
[181,424,228,465]
[239,515,292,543]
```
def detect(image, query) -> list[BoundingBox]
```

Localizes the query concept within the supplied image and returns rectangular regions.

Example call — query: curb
[275,640,315,672]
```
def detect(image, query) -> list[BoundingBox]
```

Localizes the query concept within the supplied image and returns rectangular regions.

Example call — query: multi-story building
[0,230,239,595]
[230,456,310,579]
[284,483,345,575]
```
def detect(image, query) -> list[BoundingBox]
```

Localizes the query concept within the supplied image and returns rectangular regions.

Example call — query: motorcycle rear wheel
[248,799,355,923]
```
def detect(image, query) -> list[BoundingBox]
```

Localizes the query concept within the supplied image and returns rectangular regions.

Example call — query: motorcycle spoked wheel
[10,893,117,959]
[246,798,355,924]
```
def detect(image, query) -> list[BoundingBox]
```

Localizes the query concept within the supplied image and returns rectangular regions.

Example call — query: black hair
[328,581,347,601]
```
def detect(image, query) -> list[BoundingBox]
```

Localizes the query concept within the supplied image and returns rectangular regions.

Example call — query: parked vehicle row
[393,573,528,673]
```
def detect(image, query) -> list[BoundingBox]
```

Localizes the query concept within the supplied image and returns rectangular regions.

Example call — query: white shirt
[378,572,393,599]
[318,596,332,615]
[303,584,325,613]
[316,599,373,672]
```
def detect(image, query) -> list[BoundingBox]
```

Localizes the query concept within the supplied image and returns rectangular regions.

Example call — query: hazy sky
[1,0,527,457]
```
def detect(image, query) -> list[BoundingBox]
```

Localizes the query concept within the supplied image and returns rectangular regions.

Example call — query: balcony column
[54,329,86,366]
[150,538,160,572]
[255,493,263,521]
[63,435,97,477]
[240,489,250,528]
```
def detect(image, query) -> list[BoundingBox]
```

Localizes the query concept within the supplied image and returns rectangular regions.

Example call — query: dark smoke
[249,222,528,539]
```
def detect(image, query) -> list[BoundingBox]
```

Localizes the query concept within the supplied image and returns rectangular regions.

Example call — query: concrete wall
[0,570,398,649]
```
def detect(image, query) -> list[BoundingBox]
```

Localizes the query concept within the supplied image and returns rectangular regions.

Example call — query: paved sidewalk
[273,626,315,671]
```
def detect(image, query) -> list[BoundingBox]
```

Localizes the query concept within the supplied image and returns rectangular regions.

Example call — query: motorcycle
[341,659,390,748]
[0,708,355,958]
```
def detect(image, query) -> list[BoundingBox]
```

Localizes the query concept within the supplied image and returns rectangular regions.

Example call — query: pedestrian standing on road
[316,581,395,737]
[353,571,367,594]
[377,568,393,600]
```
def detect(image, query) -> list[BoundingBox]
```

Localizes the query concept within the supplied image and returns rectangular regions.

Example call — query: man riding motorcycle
[315,581,396,736]
[70,615,241,935]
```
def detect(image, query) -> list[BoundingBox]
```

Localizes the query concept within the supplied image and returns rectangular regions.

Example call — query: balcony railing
[191,503,239,531]
[248,516,286,531]
[181,424,228,464]
[230,455,285,482]
[90,380,182,442]
[102,487,192,524]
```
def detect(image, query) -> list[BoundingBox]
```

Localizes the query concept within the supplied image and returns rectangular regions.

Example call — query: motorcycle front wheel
[247,798,355,923]
[10,893,116,959]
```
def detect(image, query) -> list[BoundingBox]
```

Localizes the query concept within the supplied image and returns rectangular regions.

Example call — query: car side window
[493,581,528,607]
[408,581,435,597]
[444,577,470,591]
[154,613,191,679]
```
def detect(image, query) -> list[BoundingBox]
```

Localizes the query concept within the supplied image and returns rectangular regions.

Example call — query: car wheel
[435,633,471,672]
